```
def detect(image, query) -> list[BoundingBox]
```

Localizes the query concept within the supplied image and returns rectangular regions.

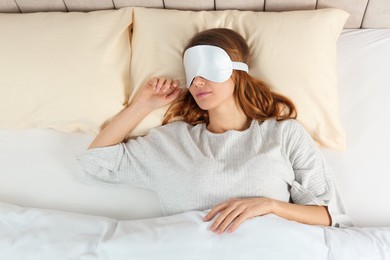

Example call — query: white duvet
[1,202,389,260]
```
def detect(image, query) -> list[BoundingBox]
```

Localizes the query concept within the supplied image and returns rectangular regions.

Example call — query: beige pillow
[0,7,133,134]
[129,7,349,150]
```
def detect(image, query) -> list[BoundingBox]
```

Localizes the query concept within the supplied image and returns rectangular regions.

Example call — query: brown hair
[162,28,297,125]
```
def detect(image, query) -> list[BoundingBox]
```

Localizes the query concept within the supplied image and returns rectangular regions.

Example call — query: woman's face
[188,76,235,111]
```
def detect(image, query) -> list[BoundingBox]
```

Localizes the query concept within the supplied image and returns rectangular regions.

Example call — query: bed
[1,0,390,259]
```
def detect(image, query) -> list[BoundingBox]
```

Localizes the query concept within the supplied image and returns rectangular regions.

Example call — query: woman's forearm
[87,76,181,150]
[88,102,152,150]
[272,200,331,226]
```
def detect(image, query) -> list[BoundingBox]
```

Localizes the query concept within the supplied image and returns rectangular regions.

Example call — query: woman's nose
[193,76,205,87]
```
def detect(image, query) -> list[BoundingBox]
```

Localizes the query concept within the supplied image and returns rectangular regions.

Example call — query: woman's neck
[206,100,251,133]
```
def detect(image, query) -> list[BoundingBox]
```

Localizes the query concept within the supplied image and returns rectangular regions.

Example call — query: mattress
[1,28,390,227]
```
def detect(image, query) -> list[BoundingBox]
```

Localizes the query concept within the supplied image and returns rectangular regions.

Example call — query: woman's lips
[196,91,212,98]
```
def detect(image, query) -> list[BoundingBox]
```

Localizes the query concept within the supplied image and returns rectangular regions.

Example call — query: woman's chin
[196,103,214,111]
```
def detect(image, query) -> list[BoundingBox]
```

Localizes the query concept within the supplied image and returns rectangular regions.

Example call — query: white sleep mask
[183,45,249,88]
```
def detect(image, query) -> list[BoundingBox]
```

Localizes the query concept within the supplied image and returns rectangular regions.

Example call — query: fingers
[211,207,243,234]
[165,87,182,102]
[204,197,272,234]
[203,201,229,222]
[147,77,180,94]
[136,76,181,109]
[208,206,251,234]
[226,214,249,233]
[159,77,172,93]
[147,77,159,90]
[170,79,180,91]
[147,77,167,92]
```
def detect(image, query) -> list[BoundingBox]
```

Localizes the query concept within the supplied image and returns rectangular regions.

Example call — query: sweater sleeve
[75,136,157,191]
[284,120,354,228]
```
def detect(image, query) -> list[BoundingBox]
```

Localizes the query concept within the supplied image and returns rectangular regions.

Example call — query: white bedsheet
[1,29,390,227]
[0,129,162,220]
[1,202,389,260]
[0,204,390,260]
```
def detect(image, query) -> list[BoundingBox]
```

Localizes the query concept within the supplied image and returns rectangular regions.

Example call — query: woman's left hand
[203,197,275,234]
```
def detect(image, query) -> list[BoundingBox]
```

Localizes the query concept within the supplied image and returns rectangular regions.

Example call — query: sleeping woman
[76,28,353,233]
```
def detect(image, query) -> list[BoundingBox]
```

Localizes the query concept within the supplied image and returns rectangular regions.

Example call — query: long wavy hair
[162,28,297,125]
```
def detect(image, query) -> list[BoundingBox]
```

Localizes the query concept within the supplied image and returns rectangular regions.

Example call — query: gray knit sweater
[76,119,353,228]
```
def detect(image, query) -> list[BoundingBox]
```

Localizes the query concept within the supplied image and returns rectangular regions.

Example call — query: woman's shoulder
[256,118,312,144]
[147,120,192,136]
[259,118,314,150]
[260,118,304,133]
[127,121,192,144]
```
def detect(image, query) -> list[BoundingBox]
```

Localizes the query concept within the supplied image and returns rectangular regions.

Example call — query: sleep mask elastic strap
[232,62,249,72]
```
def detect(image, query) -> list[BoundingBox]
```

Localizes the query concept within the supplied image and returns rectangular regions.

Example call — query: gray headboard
[1,0,389,29]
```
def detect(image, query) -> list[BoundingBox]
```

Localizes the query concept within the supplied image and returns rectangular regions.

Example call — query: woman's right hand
[132,76,182,111]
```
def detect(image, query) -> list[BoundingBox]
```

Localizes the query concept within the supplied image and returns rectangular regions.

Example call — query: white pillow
[321,29,390,227]
[0,7,133,134]
[129,7,349,150]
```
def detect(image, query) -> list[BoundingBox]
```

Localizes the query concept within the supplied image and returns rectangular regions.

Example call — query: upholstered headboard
[0,0,389,29]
